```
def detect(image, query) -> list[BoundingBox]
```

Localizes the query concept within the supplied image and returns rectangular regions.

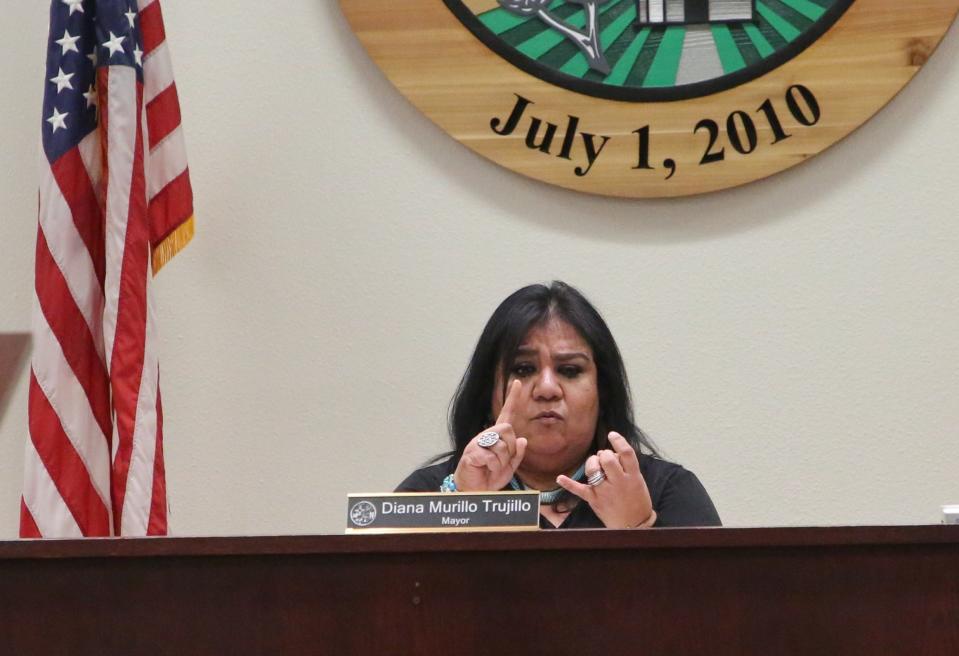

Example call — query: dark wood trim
[4,526,957,655]
[2,525,957,559]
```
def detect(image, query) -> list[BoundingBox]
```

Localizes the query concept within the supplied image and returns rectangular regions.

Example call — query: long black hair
[447,281,659,464]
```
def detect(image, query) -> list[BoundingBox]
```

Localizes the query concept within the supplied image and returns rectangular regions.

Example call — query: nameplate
[346,491,540,533]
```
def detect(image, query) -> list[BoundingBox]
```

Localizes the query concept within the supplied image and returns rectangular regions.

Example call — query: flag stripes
[22,440,83,538]
[29,371,112,536]
[147,127,189,200]
[139,1,166,54]
[143,42,174,103]
[50,150,106,289]
[23,0,192,538]
[102,68,155,534]
[33,230,112,439]
[146,85,181,149]
[19,499,41,539]
[100,68,138,378]
[119,289,160,535]
[39,160,107,350]
[31,301,112,504]
[147,388,166,535]
[139,0,193,274]
[149,170,192,245]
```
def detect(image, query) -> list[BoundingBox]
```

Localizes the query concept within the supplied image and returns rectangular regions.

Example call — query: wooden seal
[340,0,959,197]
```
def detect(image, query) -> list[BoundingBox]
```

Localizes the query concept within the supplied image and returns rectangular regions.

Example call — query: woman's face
[491,317,600,477]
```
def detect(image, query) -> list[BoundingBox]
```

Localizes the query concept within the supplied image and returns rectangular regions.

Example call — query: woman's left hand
[556,431,654,529]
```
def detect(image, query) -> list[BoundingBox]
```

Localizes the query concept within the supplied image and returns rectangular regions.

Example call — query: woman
[397,281,720,529]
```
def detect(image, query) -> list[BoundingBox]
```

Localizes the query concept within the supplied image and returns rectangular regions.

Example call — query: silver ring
[586,470,606,487]
[477,431,500,449]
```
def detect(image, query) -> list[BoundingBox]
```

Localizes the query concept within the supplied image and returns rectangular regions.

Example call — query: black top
[396,456,722,529]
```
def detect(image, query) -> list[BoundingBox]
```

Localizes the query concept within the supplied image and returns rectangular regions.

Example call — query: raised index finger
[609,431,640,476]
[496,379,522,425]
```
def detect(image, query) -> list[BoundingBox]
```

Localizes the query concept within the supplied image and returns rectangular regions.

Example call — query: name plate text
[346,491,540,533]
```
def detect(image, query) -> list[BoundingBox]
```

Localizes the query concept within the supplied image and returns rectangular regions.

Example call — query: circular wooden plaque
[340,0,959,197]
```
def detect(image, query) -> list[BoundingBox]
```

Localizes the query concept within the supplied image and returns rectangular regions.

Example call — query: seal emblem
[340,0,959,197]
[443,0,853,100]
[349,501,377,527]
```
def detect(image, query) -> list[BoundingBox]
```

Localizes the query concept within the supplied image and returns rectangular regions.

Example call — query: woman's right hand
[452,379,528,491]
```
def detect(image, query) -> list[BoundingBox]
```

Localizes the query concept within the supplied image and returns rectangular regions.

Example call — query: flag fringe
[151,216,195,275]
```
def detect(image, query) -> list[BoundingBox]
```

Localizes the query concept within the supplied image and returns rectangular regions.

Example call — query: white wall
[1,1,957,537]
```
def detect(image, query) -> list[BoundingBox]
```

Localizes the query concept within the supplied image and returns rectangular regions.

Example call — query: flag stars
[102,31,126,57]
[47,107,69,133]
[49,67,75,93]
[83,84,97,109]
[62,0,84,15]
[55,30,81,55]
[125,9,137,28]
[133,46,143,66]
[87,49,98,67]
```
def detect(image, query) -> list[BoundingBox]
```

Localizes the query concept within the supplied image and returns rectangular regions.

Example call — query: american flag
[21,0,194,538]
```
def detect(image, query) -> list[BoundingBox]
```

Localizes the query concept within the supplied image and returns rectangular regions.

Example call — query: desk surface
[2,523,958,558]
[3,526,958,655]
